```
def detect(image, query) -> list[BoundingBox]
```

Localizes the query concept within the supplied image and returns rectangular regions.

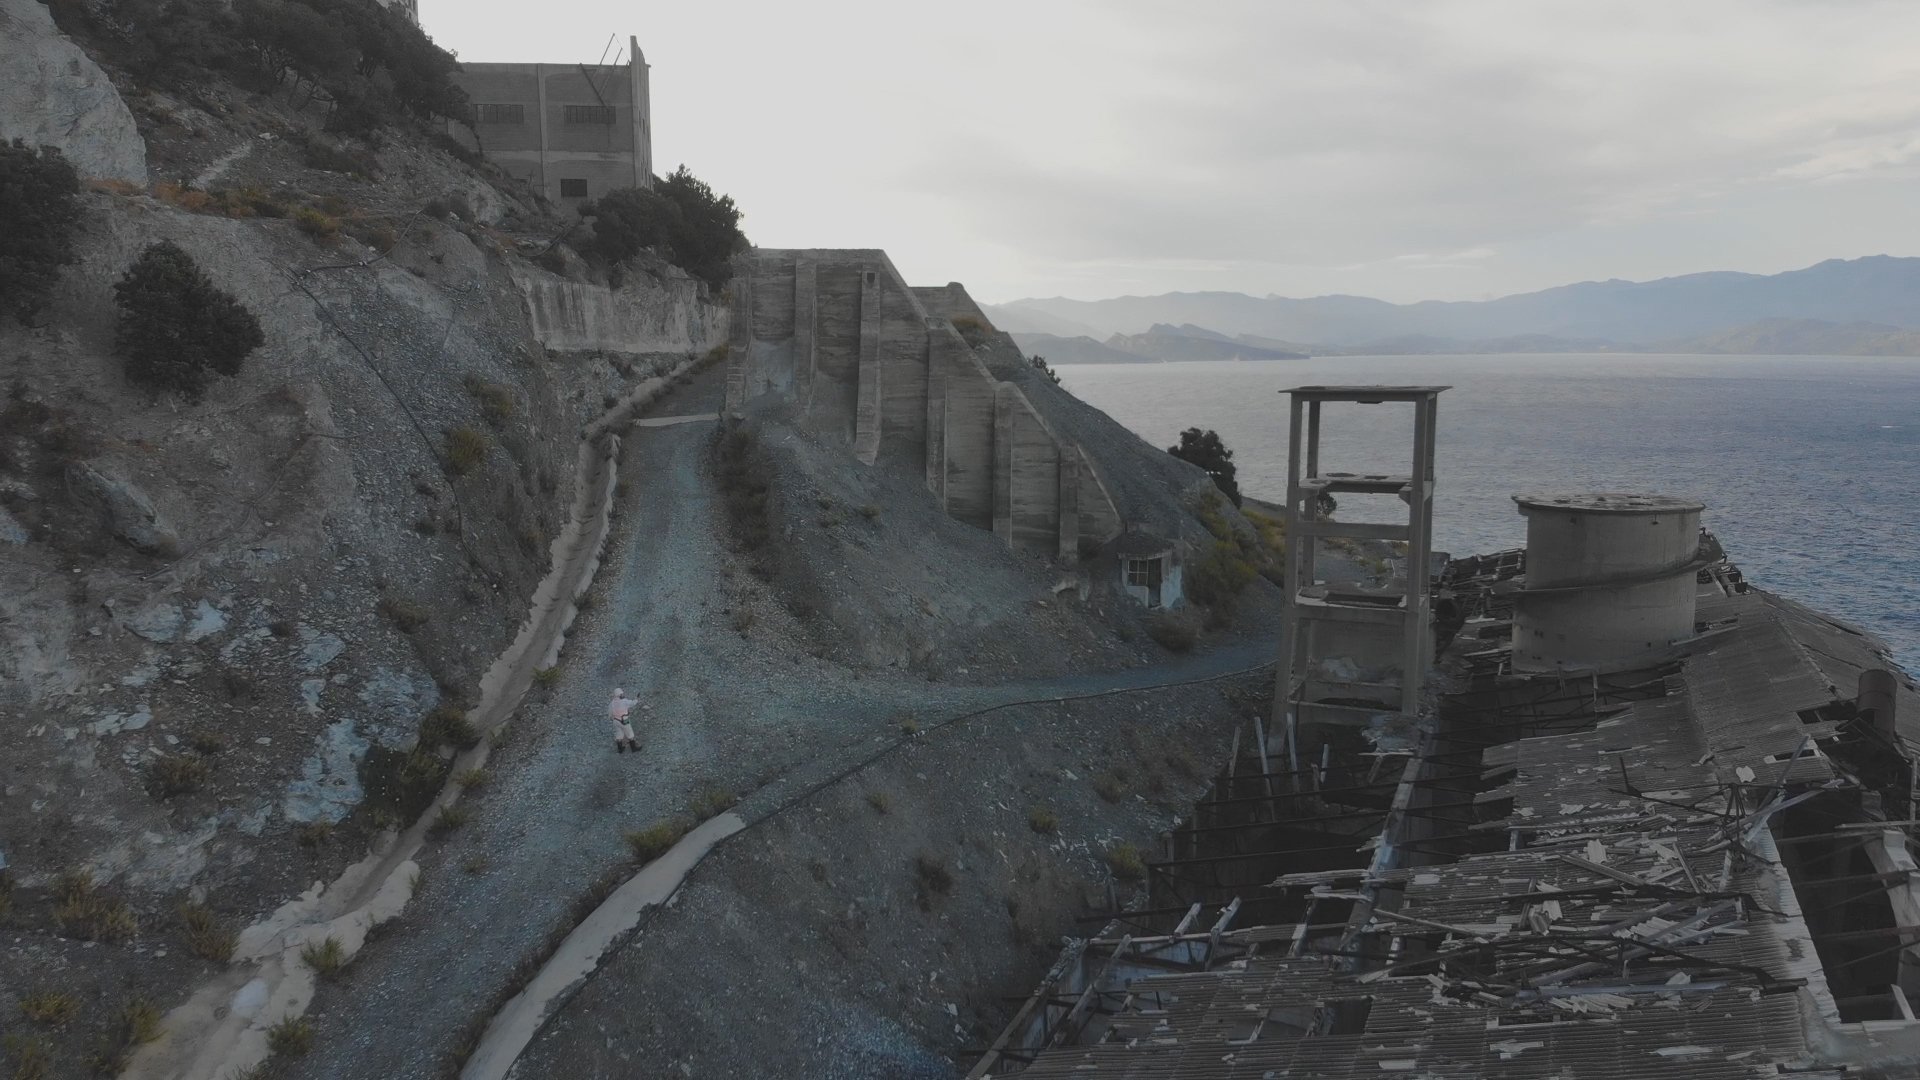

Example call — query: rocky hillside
[0,2,724,1072]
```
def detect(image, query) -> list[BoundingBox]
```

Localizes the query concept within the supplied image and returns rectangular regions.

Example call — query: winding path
[281,366,1273,1078]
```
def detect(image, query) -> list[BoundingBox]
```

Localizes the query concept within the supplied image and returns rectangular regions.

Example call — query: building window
[471,103,525,125]
[1126,559,1153,588]
[564,105,616,125]
[559,179,589,198]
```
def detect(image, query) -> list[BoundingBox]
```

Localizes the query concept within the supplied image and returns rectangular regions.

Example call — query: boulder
[66,461,180,555]
[0,0,148,183]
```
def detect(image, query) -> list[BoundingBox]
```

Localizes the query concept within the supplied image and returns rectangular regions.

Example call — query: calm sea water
[1056,354,1920,669]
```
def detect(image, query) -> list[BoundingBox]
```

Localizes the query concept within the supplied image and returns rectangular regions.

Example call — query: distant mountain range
[986,256,1920,359]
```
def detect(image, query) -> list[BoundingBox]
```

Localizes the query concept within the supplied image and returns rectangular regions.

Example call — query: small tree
[1030,354,1061,384]
[580,166,746,289]
[114,241,265,399]
[1168,428,1241,508]
[0,140,81,322]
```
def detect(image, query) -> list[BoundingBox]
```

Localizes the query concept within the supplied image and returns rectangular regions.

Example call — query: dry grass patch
[300,936,347,976]
[4,1035,51,1080]
[531,666,562,689]
[1105,843,1146,881]
[865,791,891,814]
[178,902,237,963]
[462,375,516,428]
[455,767,490,790]
[625,819,689,863]
[913,853,954,910]
[420,704,479,749]
[427,804,472,837]
[1093,768,1131,803]
[17,989,78,1026]
[443,425,490,475]
[53,872,137,943]
[377,596,430,633]
[122,999,163,1046]
[1027,806,1059,834]
[149,753,209,797]
[267,1016,314,1057]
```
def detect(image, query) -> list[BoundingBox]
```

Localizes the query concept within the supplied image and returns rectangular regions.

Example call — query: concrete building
[374,0,417,23]
[447,37,653,207]
[728,250,1124,560]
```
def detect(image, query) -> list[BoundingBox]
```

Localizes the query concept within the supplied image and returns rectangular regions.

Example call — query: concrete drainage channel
[121,355,717,1080]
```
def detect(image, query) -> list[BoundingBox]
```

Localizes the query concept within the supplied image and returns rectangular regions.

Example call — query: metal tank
[1510,493,1704,673]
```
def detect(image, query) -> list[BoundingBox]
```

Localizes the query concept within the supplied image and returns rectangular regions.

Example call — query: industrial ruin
[972,386,1920,1078]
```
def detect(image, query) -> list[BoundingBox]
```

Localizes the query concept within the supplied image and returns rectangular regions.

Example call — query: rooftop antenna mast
[578,33,619,109]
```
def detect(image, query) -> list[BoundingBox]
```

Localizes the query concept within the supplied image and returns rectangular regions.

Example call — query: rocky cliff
[0,7,724,1070]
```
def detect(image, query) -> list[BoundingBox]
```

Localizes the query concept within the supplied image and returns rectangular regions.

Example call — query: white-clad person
[607,687,639,754]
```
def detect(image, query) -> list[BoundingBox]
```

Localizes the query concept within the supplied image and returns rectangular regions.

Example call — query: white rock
[0,0,147,182]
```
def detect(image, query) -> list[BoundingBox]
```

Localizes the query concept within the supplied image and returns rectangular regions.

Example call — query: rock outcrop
[0,0,148,183]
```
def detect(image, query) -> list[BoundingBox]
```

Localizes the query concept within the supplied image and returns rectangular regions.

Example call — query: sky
[426,0,1920,305]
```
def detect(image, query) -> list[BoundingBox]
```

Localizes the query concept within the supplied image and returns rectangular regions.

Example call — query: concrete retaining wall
[727,249,1119,559]
[514,270,725,356]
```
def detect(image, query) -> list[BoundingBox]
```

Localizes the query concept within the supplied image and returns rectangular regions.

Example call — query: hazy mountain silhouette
[986,256,1920,347]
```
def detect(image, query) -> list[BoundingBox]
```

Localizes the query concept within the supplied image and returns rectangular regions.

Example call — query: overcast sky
[427,1,1920,305]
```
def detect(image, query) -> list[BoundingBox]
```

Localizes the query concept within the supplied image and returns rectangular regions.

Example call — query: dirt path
[284,366,1272,1078]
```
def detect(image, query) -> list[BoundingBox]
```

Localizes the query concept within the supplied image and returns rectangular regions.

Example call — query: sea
[1055,354,1920,670]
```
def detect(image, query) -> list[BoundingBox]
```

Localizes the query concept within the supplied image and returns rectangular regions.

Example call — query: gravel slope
[285,364,1273,1078]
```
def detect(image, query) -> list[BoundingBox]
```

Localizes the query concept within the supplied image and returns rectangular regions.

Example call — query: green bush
[1169,428,1241,507]
[0,140,81,321]
[114,241,264,399]
[1105,843,1146,881]
[1186,540,1257,610]
[1144,610,1199,653]
[581,166,746,288]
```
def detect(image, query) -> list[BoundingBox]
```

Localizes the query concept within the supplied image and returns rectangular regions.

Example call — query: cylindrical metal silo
[1510,493,1704,673]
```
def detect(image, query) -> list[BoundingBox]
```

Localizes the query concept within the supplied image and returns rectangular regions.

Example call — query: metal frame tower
[1271,386,1446,735]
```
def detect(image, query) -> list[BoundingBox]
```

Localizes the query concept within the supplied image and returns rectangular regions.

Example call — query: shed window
[564,104,616,125]
[559,178,589,198]
[1126,558,1154,588]
[471,103,525,125]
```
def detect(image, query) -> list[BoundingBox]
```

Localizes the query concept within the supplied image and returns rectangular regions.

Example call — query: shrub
[1028,807,1058,834]
[377,596,430,632]
[53,872,138,943]
[419,705,478,749]
[427,804,471,836]
[865,791,891,814]
[18,989,78,1025]
[858,503,880,520]
[0,140,81,321]
[461,375,515,427]
[4,1034,51,1080]
[462,854,491,875]
[294,822,333,848]
[913,853,953,908]
[301,137,367,176]
[1168,428,1241,507]
[114,241,265,399]
[535,246,568,274]
[581,166,746,288]
[625,819,689,862]
[444,425,490,475]
[294,206,339,241]
[122,999,163,1045]
[1030,354,1062,384]
[1105,843,1146,880]
[691,786,736,818]
[1093,769,1130,803]
[717,426,772,562]
[266,1016,314,1057]
[150,753,210,797]
[1144,611,1198,653]
[455,768,489,791]
[1186,541,1257,611]
[299,936,347,975]
[950,315,991,348]
[179,903,237,963]
[531,666,562,689]
[186,729,229,755]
